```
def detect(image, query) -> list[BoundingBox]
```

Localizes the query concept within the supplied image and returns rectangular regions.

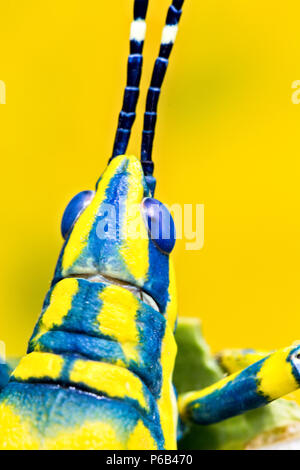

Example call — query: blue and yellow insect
[0,0,300,450]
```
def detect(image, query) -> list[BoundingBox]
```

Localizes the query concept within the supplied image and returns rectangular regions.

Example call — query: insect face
[54,155,177,326]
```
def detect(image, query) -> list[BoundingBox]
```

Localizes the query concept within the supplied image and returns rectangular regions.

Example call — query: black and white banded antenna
[141,0,185,193]
[110,0,149,161]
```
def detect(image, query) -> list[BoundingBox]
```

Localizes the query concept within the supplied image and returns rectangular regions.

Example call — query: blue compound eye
[61,190,95,239]
[142,198,176,254]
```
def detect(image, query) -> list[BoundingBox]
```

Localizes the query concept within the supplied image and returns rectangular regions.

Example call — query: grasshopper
[1,0,300,450]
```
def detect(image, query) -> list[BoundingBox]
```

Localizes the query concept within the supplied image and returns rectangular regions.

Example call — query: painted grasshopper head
[53,0,184,331]
[54,155,177,329]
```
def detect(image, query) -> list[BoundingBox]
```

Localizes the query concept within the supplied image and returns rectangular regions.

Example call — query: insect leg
[178,343,300,425]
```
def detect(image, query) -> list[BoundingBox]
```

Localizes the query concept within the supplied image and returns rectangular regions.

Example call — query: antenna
[110,0,149,160]
[141,0,185,189]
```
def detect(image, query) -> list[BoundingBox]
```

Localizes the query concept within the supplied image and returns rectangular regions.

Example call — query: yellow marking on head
[119,156,149,283]
[69,360,148,411]
[98,284,139,362]
[127,420,158,450]
[156,325,178,450]
[0,403,40,450]
[43,421,126,450]
[12,352,64,381]
[61,156,126,274]
[32,278,79,344]
[257,347,299,400]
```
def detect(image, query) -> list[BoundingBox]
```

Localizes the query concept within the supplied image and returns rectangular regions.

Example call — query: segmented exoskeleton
[1,0,300,450]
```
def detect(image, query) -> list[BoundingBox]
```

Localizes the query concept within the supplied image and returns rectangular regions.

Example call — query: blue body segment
[28,278,166,396]
[1,382,165,448]
[9,360,160,427]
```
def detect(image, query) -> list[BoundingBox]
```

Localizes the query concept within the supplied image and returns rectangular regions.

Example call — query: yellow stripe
[156,325,178,450]
[44,421,126,450]
[32,278,79,344]
[257,347,299,400]
[119,156,149,283]
[69,359,148,411]
[98,284,139,362]
[62,156,126,274]
[0,404,40,450]
[12,352,64,381]
[127,420,158,450]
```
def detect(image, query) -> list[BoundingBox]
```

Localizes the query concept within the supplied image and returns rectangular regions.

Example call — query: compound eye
[61,190,95,239]
[142,197,176,254]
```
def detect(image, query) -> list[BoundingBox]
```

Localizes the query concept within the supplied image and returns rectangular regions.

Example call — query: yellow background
[1,0,300,358]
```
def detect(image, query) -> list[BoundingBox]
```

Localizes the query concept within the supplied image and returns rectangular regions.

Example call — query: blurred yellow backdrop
[1,0,300,360]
